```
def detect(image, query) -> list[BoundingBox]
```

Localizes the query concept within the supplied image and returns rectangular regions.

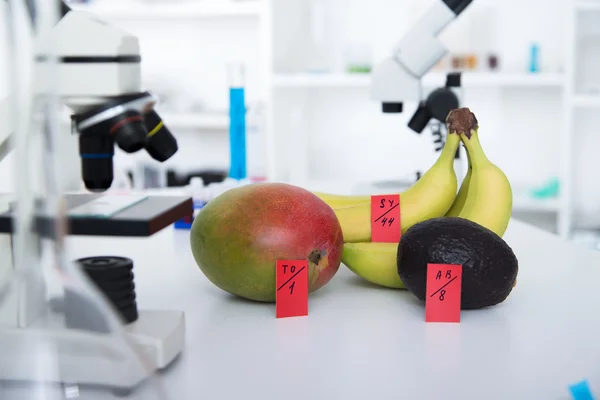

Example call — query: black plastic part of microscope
[60,0,71,17]
[73,92,151,124]
[446,72,462,88]
[411,91,457,136]
[110,110,148,153]
[79,256,134,280]
[144,110,179,162]
[78,131,115,191]
[431,123,444,152]
[67,256,140,326]
[408,102,431,134]
[382,102,403,113]
[443,0,473,16]
[428,88,460,123]
[77,109,148,191]
[408,74,460,134]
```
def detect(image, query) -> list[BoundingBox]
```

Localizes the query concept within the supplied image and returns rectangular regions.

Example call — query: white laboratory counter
[65,218,600,400]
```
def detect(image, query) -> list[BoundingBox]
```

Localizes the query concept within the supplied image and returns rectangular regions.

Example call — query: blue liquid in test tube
[228,63,247,180]
[529,43,540,73]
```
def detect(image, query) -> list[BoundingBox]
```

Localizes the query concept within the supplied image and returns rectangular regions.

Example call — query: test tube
[227,62,247,180]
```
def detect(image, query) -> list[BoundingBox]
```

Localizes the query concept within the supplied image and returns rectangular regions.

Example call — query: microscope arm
[370,0,472,110]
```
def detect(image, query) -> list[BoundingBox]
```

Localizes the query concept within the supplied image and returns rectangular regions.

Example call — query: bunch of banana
[445,108,513,238]
[446,151,472,217]
[327,107,513,290]
[312,192,371,209]
[332,132,461,243]
[333,129,461,288]
[342,242,405,289]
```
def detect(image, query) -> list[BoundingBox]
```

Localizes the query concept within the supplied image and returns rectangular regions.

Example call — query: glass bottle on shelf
[246,101,268,182]
[305,0,331,73]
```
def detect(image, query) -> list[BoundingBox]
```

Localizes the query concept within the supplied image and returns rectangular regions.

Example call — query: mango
[190,182,344,302]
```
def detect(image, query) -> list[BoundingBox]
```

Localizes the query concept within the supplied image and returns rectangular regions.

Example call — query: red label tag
[371,195,401,243]
[425,264,462,323]
[276,260,308,318]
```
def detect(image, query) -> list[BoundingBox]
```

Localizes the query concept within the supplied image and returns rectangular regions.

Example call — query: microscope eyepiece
[144,110,178,162]
[382,103,403,113]
[408,102,431,134]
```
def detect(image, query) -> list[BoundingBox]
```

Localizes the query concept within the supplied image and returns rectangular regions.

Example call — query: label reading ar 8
[370,194,401,243]
[425,264,462,323]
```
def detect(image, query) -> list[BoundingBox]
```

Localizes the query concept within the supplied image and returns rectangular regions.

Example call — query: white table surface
[65,218,600,400]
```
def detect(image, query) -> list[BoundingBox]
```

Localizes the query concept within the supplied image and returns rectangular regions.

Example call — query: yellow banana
[450,108,513,238]
[313,192,372,209]
[334,132,460,243]
[342,242,405,289]
[446,151,472,217]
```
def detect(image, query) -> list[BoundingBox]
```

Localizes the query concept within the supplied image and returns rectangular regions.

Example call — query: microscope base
[124,309,186,370]
[0,309,185,390]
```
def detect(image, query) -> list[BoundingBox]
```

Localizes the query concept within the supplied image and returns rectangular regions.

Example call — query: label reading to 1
[282,265,298,295]
[275,260,308,319]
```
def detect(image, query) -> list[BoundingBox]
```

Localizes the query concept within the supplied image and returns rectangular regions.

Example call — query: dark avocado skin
[397,217,519,310]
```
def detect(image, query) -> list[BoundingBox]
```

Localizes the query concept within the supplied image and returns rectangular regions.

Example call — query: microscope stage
[0,194,193,237]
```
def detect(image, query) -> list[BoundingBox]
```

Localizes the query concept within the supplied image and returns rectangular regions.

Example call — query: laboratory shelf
[161,112,229,130]
[453,72,565,87]
[70,1,265,19]
[575,0,600,11]
[512,195,561,213]
[273,73,371,88]
[573,94,600,107]
[272,72,566,89]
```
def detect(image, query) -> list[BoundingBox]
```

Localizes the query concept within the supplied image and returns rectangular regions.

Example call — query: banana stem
[460,129,489,168]
[436,133,461,167]
[465,146,472,170]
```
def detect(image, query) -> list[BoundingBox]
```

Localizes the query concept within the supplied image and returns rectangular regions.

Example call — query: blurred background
[1,0,599,247]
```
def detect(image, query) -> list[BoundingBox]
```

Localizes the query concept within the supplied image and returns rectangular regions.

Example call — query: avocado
[397,217,518,310]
